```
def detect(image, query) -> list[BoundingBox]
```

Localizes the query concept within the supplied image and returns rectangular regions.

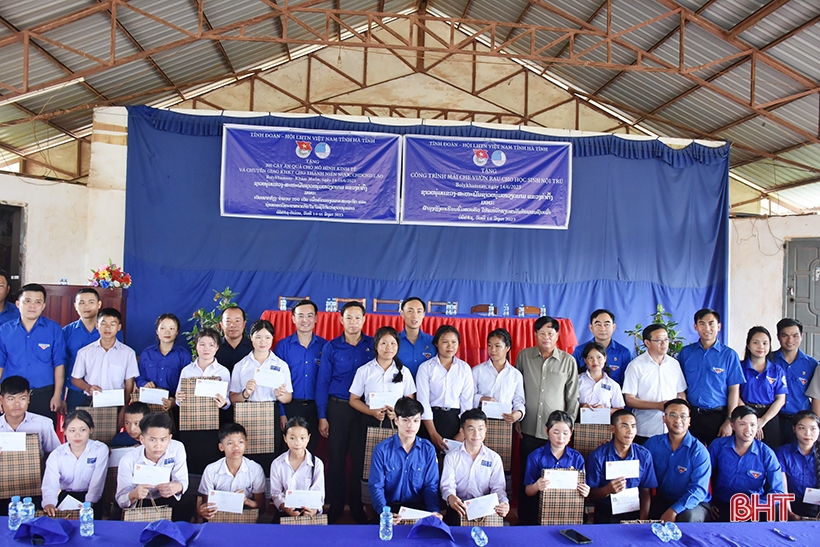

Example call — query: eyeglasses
[665,413,690,421]
[649,339,670,344]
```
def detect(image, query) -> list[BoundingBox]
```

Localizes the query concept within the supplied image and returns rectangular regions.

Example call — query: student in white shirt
[41,409,109,518]
[472,328,525,423]
[116,411,191,521]
[197,423,266,521]
[270,416,325,520]
[578,342,625,413]
[416,325,475,452]
[0,375,61,456]
[440,408,509,525]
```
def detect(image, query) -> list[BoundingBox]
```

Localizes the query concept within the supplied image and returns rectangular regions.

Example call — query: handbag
[122,497,173,522]
[363,419,395,480]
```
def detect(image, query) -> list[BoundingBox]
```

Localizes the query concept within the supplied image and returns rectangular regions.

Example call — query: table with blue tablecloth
[2,519,817,547]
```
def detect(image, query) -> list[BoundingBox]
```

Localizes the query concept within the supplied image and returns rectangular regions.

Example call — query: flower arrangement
[89,259,132,289]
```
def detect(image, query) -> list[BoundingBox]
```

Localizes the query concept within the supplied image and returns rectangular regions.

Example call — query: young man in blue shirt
[397,296,435,378]
[274,299,326,454]
[587,409,657,523]
[316,300,373,523]
[368,397,442,523]
[0,283,65,425]
[772,318,818,446]
[0,270,18,327]
[62,288,103,412]
[572,309,632,385]
[678,309,745,445]
[644,399,711,522]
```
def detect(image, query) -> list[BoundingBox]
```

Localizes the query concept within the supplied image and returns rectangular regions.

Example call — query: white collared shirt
[349,359,416,406]
[578,371,626,408]
[115,440,189,508]
[198,456,266,498]
[440,442,507,503]
[41,440,109,507]
[0,411,61,455]
[472,360,526,418]
[269,449,325,512]
[622,352,687,437]
[230,351,293,402]
[176,359,232,408]
[72,340,139,391]
[416,356,475,420]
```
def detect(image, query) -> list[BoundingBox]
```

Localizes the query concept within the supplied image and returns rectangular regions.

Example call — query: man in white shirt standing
[622,324,687,444]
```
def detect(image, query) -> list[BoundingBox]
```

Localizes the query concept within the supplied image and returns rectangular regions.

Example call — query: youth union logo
[473,149,489,166]
[296,141,312,158]
[491,150,507,166]
[315,142,331,159]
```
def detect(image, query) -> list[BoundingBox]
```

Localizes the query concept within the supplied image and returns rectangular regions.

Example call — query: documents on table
[465,493,499,520]
[194,379,229,398]
[611,487,640,514]
[93,389,123,407]
[208,490,245,514]
[481,401,512,420]
[133,463,171,486]
[605,459,640,480]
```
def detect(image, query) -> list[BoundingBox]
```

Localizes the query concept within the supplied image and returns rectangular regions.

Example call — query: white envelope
[133,463,171,486]
[441,439,463,453]
[108,447,133,467]
[208,490,245,514]
[369,391,400,410]
[93,389,123,408]
[611,487,640,515]
[284,489,323,509]
[481,401,512,420]
[0,431,27,452]
[605,459,640,480]
[398,507,434,520]
[194,379,228,398]
[804,488,820,506]
[543,469,579,490]
[465,493,499,520]
[580,407,611,425]
[57,494,83,511]
[139,387,169,405]
[254,366,286,389]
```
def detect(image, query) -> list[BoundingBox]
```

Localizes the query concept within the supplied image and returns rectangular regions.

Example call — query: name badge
[86,457,97,464]
[481,460,492,468]
[164,458,175,465]
[269,365,281,371]
[601,384,611,391]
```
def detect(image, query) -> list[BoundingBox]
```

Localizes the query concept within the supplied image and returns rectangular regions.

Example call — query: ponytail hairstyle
[374,326,404,383]
[792,410,820,489]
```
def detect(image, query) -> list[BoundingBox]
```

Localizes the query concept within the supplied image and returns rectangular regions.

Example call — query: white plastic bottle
[8,496,21,530]
[79,501,94,537]
[378,506,393,541]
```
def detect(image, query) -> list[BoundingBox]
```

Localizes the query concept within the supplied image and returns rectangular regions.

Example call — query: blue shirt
[572,338,633,386]
[708,436,784,503]
[63,320,123,393]
[397,330,436,378]
[644,432,711,514]
[0,301,19,327]
[587,440,657,494]
[772,349,818,415]
[679,341,745,409]
[137,343,191,390]
[739,358,788,406]
[110,430,140,447]
[0,316,66,388]
[368,435,440,513]
[775,441,818,515]
[315,334,374,419]
[524,444,586,486]
[274,332,327,400]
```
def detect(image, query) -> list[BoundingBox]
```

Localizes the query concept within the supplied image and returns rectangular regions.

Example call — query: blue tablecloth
[1,519,818,547]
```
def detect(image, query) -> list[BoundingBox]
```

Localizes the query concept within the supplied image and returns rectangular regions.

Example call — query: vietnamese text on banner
[221,124,401,223]
[401,135,572,229]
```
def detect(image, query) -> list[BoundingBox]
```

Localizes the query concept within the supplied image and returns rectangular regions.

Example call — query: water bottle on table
[471,526,488,546]
[379,506,393,541]
[488,303,494,317]
[517,305,525,317]
[79,501,94,537]
[539,304,546,316]
[279,296,287,310]
[502,303,509,317]
[20,497,34,523]
[8,496,21,530]
[651,522,682,542]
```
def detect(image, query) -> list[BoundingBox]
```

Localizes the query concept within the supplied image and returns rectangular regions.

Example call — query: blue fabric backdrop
[124,105,730,354]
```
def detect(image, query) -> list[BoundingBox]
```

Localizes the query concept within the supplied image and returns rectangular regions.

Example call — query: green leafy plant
[185,287,239,353]
[624,304,686,358]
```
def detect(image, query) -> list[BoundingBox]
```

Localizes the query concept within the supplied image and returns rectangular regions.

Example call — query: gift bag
[0,433,41,498]
[130,391,166,413]
[34,509,80,520]
[572,424,611,459]
[233,401,278,454]
[485,418,512,472]
[280,514,328,525]
[538,470,585,525]
[457,512,504,527]
[122,497,173,522]
[178,376,221,431]
[363,421,395,480]
[209,508,259,523]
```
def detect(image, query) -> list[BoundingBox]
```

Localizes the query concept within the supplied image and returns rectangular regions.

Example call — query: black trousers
[779,414,797,446]
[284,399,319,455]
[30,385,58,428]
[593,501,639,524]
[749,404,781,450]
[327,397,364,521]
[518,433,548,525]
[689,407,726,446]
